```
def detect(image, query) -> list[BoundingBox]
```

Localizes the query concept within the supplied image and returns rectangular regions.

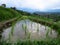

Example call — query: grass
[0,6,21,22]
[0,38,60,45]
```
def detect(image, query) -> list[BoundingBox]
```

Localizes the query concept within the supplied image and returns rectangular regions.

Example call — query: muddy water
[2,19,58,42]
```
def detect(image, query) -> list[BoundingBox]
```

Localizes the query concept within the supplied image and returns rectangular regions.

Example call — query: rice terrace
[0,0,60,45]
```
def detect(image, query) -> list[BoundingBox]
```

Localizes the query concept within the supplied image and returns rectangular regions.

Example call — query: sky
[0,0,60,12]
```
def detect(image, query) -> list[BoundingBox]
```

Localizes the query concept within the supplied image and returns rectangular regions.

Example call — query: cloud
[0,0,60,11]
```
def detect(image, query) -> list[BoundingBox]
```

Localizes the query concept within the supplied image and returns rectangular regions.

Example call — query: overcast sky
[0,0,60,11]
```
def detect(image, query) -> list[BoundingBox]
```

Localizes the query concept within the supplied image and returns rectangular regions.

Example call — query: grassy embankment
[0,6,22,30]
[27,15,60,34]
[0,6,21,22]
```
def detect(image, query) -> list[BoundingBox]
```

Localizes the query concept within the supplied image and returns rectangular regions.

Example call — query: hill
[47,9,60,12]
[0,6,21,22]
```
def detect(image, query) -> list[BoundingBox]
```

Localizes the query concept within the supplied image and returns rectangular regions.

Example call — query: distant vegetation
[33,12,60,22]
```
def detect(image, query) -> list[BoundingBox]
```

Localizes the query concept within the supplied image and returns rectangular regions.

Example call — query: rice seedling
[8,22,15,43]
[37,23,39,33]
[31,21,32,29]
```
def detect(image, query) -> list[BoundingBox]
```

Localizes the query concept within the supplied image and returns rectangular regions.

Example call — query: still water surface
[2,19,58,41]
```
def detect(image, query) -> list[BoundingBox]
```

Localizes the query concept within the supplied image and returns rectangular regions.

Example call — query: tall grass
[0,38,60,45]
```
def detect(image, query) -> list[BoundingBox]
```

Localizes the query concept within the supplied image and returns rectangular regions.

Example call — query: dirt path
[0,17,18,30]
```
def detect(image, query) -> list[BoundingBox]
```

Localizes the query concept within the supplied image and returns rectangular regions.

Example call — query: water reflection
[2,19,58,41]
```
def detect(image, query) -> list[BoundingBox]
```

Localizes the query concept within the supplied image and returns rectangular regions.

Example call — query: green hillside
[0,6,21,22]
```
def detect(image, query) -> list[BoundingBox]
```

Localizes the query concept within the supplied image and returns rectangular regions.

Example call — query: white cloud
[0,0,60,11]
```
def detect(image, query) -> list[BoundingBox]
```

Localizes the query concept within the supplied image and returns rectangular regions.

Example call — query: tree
[1,4,6,7]
[11,7,16,10]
